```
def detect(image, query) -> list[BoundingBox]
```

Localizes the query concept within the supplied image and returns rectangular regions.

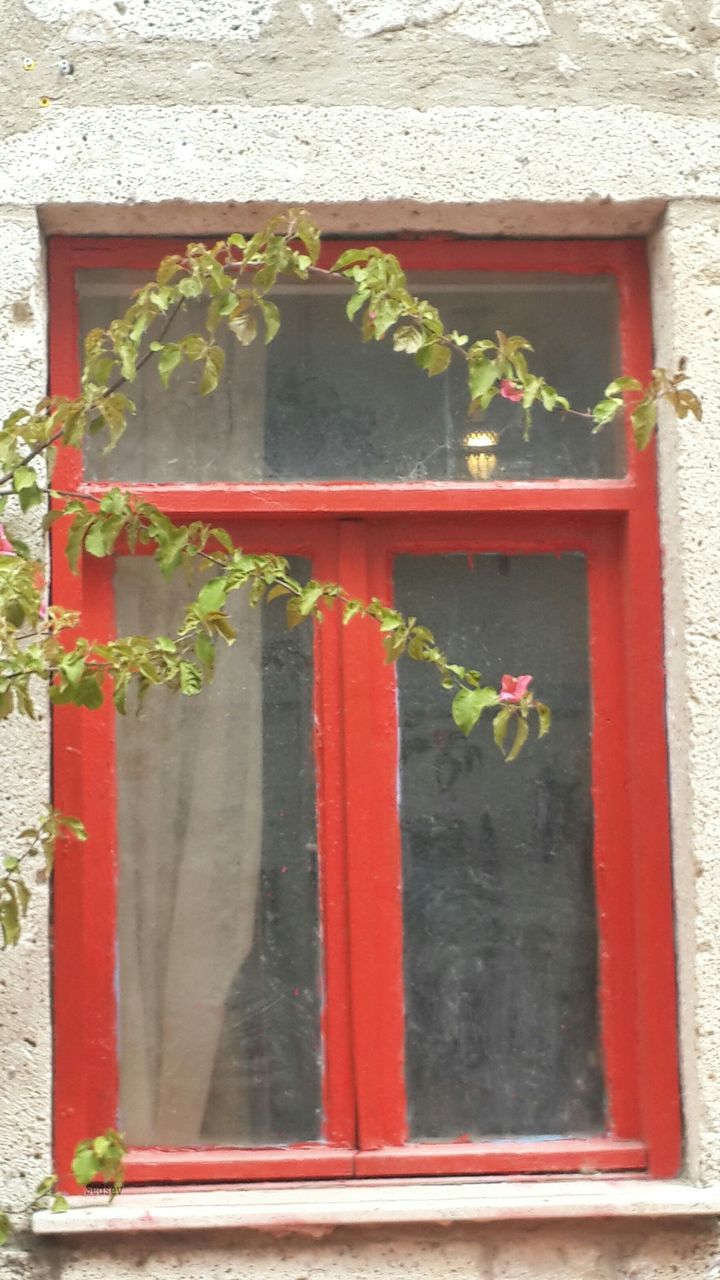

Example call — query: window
[50,236,680,1188]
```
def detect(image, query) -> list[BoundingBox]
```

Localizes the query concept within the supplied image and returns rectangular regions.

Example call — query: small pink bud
[0,524,14,556]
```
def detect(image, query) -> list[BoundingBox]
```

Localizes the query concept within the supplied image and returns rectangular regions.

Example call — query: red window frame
[49,236,681,1190]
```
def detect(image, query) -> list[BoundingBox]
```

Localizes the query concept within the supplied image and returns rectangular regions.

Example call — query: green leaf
[199,359,218,395]
[468,358,498,401]
[0,1211,11,1246]
[116,341,137,383]
[73,676,104,710]
[71,1148,97,1187]
[34,1174,57,1198]
[216,291,239,316]
[1,893,20,947]
[84,522,108,558]
[209,614,236,643]
[197,578,227,615]
[506,714,529,763]
[13,465,37,492]
[331,248,372,271]
[98,395,130,451]
[591,397,622,432]
[451,686,498,736]
[259,299,281,343]
[194,631,215,671]
[536,701,551,738]
[157,344,183,388]
[181,335,207,362]
[66,517,89,573]
[61,406,87,447]
[297,584,325,617]
[423,343,452,377]
[343,599,363,625]
[57,814,88,840]
[178,275,203,299]
[156,255,182,285]
[60,651,87,686]
[15,879,30,916]
[286,599,304,629]
[51,1195,69,1214]
[346,291,368,322]
[493,706,513,753]
[18,483,43,514]
[631,398,658,450]
[210,526,234,553]
[605,376,643,395]
[178,660,202,696]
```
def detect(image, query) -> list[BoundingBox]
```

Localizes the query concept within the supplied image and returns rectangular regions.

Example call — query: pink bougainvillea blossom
[498,380,524,403]
[0,524,14,556]
[499,674,533,704]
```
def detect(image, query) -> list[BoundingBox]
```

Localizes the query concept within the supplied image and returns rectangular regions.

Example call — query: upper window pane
[78,267,623,484]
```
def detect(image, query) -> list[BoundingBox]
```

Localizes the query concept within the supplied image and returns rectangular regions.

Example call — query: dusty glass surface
[114,556,321,1147]
[79,268,622,482]
[395,552,604,1140]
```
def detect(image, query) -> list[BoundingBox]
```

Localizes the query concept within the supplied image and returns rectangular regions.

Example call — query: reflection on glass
[395,553,604,1140]
[115,556,321,1146]
[79,269,622,482]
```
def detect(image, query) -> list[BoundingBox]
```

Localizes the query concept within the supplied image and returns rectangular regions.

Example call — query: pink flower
[499,674,533,704]
[0,525,14,556]
[498,380,524,403]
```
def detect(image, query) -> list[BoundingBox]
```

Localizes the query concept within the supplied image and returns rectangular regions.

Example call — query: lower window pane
[114,556,321,1147]
[395,552,604,1140]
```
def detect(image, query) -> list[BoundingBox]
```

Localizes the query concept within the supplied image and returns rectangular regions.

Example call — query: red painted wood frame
[49,235,681,1189]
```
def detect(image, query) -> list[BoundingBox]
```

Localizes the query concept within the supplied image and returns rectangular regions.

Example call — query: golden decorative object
[463,430,499,481]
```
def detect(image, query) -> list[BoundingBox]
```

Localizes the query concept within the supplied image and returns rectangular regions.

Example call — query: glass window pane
[79,269,622,483]
[114,556,321,1147]
[394,552,603,1140]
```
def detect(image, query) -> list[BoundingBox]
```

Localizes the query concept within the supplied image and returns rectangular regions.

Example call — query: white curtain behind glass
[85,269,270,1143]
[115,564,263,1145]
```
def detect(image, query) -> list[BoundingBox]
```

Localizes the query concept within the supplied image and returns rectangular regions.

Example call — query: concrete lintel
[39,199,668,239]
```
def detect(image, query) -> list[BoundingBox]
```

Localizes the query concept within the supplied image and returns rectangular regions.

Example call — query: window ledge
[32,1179,720,1236]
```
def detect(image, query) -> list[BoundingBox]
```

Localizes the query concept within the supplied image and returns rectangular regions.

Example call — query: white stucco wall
[2,0,720,1276]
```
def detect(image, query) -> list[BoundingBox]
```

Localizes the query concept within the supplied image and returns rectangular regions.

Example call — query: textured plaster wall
[2,0,720,1277]
[10,1221,720,1280]
[2,0,720,111]
[651,203,720,1191]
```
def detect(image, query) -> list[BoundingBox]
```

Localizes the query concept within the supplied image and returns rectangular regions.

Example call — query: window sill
[32,1178,720,1236]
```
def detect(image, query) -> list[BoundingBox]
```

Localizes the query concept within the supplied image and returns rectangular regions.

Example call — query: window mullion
[311,525,357,1150]
[338,520,407,1151]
